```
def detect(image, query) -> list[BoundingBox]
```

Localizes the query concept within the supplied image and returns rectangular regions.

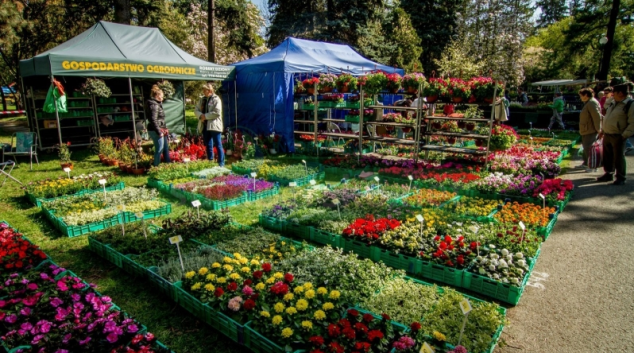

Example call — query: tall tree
[536,0,568,28]
[382,7,422,72]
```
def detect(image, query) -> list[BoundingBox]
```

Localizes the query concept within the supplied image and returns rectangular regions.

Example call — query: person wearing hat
[195,83,224,166]
[596,83,634,185]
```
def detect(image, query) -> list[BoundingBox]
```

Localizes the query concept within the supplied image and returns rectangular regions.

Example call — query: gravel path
[498,152,634,352]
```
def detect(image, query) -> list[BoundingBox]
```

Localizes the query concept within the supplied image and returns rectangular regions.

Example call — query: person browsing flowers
[146,85,171,166]
[576,88,602,171]
[196,83,225,167]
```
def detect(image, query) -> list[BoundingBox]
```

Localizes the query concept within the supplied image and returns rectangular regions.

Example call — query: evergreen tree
[536,0,569,27]
[382,7,422,72]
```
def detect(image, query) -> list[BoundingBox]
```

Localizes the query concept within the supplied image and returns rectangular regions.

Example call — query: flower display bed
[27,181,126,207]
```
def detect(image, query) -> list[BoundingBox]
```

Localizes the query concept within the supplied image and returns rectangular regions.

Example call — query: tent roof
[231,37,403,76]
[20,21,234,81]
[531,79,589,86]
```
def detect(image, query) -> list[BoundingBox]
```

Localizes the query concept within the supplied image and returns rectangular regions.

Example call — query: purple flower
[100,296,111,303]
[9,273,18,278]
[27,283,38,291]
[56,349,70,353]
[40,273,49,280]
[79,336,91,345]
[62,333,72,344]
[19,307,31,316]
[103,320,116,333]
[36,320,53,334]
[20,322,33,331]
[5,314,17,324]
[71,294,81,302]
[50,297,63,308]
[31,334,45,345]
[106,333,119,344]
[127,324,139,333]
[20,278,30,285]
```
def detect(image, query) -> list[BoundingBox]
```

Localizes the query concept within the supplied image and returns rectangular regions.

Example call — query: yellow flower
[266,277,275,284]
[274,302,285,313]
[283,293,294,302]
[285,307,297,315]
[272,315,283,325]
[329,290,341,300]
[250,259,260,266]
[433,331,446,342]
[294,286,304,294]
[273,272,283,279]
[198,267,209,276]
[314,310,326,320]
[233,253,242,259]
[260,311,270,318]
[255,283,266,291]
[304,289,315,299]
[185,271,196,279]
[296,299,308,311]
[223,257,233,264]
[191,282,202,291]
[239,258,248,265]
[212,262,221,269]
[223,264,234,272]
[281,327,293,338]
[204,284,215,292]
[277,252,283,258]
[317,287,328,295]
[241,267,251,273]
[217,277,227,284]
[303,283,313,290]
[322,302,334,311]
[301,321,313,331]
[229,273,241,280]
[206,274,216,281]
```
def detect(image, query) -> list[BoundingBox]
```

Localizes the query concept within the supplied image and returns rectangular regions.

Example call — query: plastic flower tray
[378,249,419,274]
[439,196,499,223]
[284,222,312,241]
[344,115,360,123]
[536,213,558,240]
[243,322,288,353]
[342,238,381,262]
[231,165,252,176]
[28,181,125,207]
[311,228,343,248]
[122,202,172,222]
[87,236,112,262]
[269,167,325,187]
[121,254,148,278]
[248,185,280,201]
[199,193,248,210]
[147,266,178,302]
[417,260,464,287]
[318,101,346,108]
[258,214,287,233]
[146,178,163,189]
[43,207,123,238]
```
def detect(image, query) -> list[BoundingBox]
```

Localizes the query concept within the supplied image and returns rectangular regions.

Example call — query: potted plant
[93,136,115,163]
[386,73,403,93]
[57,141,73,170]
[394,113,416,133]
[302,77,319,95]
[359,72,388,95]
[402,73,426,94]
[475,139,484,147]
[157,80,175,98]
[447,137,457,145]
[224,133,234,156]
[81,78,111,98]
[382,112,398,131]
[318,73,338,93]
[422,78,448,103]
[134,154,153,174]
[447,78,471,103]
[431,120,442,129]
[468,76,502,103]
[336,73,358,93]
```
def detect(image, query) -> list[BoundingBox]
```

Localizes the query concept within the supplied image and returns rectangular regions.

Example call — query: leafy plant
[318,73,338,91]
[56,141,72,163]
[81,78,111,98]
[402,73,427,92]
[447,78,471,99]
[359,72,388,95]
[335,73,358,92]
[157,80,175,98]
[156,246,225,283]
[422,78,448,97]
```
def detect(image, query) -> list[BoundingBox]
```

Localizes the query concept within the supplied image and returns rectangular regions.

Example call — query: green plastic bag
[43,84,67,113]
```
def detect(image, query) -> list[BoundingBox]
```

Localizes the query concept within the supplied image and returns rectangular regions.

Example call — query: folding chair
[3,132,39,170]
[0,161,22,186]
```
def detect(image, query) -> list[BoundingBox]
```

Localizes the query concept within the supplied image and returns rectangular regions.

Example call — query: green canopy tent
[19,21,236,149]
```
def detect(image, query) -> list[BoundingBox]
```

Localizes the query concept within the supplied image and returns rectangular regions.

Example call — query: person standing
[518,88,529,106]
[600,87,613,115]
[146,85,171,167]
[548,92,565,129]
[196,83,225,166]
[576,88,602,171]
[596,84,634,185]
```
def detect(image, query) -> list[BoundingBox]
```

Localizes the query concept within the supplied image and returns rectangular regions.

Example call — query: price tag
[134,212,144,219]
[289,182,297,187]
[169,235,183,244]
[408,175,414,181]
[459,299,472,315]
[416,215,424,223]
[116,205,126,212]
[538,193,545,200]
[332,199,340,205]
[250,172,257,178]
[373,176,380,182]
[98,179,107,185]
[518,221,525,231]
[420,342,434,353]
[192,200,202,207]
[254,136,258,141]
[183,157,191,163]
[63,167,71,173]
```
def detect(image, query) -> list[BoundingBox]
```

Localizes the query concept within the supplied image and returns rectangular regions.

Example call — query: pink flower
[242,285,254,296]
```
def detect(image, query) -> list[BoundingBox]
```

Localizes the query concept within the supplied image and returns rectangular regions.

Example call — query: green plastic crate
[258,214,286,233]
[243,322,286,353]
[417,260,464,287]
[29,181,126,207]
[121,254,148,278]
[147,266,178,302]
[344,115,360,123]
[210,309,244,344]
[537,213,558,240]
[318,101,346,108]
[462,261,533,306]
[231,165,252,176]
[342,238,381,262]
[87,236,109,259]
[199,193,248,210]
[174,281,212,324]
[44,207,123,238]
[378,250,418,274]
[311,228,342,248]
[102,244,126,268]
[284,222,312,241]
[248,186,280,201]
[147,178,162,189]
[122,202,172,222]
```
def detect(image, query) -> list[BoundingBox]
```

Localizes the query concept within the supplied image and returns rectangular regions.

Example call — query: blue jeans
[204,130,224,166]
[148,131,171,166]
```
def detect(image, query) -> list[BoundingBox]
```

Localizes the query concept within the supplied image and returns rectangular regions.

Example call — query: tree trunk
[597,0,620,81]
[114,0,131,24]
[208,0,215,62]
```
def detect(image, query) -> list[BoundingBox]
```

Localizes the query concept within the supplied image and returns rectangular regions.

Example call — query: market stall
[19,21,235,149]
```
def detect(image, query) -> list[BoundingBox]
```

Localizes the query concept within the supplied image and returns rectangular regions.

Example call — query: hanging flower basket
[81,78,111,98]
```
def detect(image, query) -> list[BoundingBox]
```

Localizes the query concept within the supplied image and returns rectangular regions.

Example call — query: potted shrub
[57,141,73,170]
[359,72,388,95]
[81,78,111,98]
[302,77,319,95]
[382,112,398,131]
[447,78,471,103]
[93,136,115,163]
[157,80,175,98]
[386,73,403,93]
[318,73,338,93]
[422,77,448,103]
[469,76,502,103]
[394,113,416,133]
[402,73,426,94]
[294,78,306,94]
[336,73,358,93]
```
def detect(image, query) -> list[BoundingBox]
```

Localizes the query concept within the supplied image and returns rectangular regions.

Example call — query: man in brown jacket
[576,88,602,171]
[597,84,634,185]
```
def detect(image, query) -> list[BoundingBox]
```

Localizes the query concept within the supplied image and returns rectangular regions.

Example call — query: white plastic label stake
[539,193,546,209]
[116,204,126,236]
[458,299,472,346]
[420,342,434,353]
[416,214,424,235]
[408,175,414,193]
[333,198,341,219]
[289,182,297,187]
[99,179,107,201]
[332,198,340,205]
[250,172,257,178]
[169,236,185,271]
[253,136,258,141]
[310,179,316,186]
[518,221,525,231]
[63,167,71,179]
[192,200,202,218]
[519,221,526,243]
[302,160,308,175]
[183,157,191,163]
[408,175,414,181]
[98,179,107,185]
[135,212,147,239]
[374,176,380,182]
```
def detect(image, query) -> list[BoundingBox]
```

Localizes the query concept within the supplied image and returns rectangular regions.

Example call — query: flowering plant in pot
[335,73,358,92]
[295,78,306,94]
[342,215,401,245]
[318,73,338,93]
[468,76,502,103]
[447,78,471,102]
[422,78,448,103]
[402,73,426,94]
[359,72,388,95]
[56,141,73,170]
[302,77,320,94]
[386,73,403,93]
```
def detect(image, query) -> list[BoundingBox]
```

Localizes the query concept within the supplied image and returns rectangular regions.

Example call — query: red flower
[410,322,422,331]
[227,282,238,291]
[309,336,325,346]
[262,263,272,272]
[380,313,390,321]
[243,299,256,310]
[270,281,289,295]
[243,279,253,286]
[214,287,224,297]
[327,324,341,337]
[362,313,374,323]
[355,342,371,352]
[284,273,294,283]
[252,270,263,279]
[354,322,368,333]
[327,342,344,353]
[367,329,384,341]
[338,318,351,328]
[342,326,356,340]
[347,309,359,317]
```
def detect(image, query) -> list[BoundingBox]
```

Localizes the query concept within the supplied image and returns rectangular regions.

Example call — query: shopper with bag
[596,84,634,185]
[146,85,171,166]
[576,88,602,171]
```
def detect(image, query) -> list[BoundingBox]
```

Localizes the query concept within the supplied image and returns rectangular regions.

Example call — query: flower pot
[452,96,463,103]
[426,95,439,103]
[131,168,145,175]
[226,149,233,156]
[60,163,73,171]
[98,154,105,162]
[457,121,466,129]
[306,88,315,95]
[432,122,442,129]
[318,87,333,94]
[475,139,484,147]
[106,159,119,166]
[118,163,128,172]
[466,123,476,131]
[484,97,494,104]
[447,137,457,145]
[126,165,134,173]
[406,86,418,94]
[338,84,351,93]
[401,127,413,133]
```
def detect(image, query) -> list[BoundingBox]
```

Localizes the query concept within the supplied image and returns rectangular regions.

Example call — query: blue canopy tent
[226,37,404,152]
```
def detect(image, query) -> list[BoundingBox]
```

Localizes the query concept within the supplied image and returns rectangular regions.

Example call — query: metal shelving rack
[94,88,145,139]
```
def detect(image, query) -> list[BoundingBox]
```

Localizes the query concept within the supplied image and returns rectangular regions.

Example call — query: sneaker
[596,174,614,182]
[585,168,597,172]
[612,179,625,185]
[575,164,587,169]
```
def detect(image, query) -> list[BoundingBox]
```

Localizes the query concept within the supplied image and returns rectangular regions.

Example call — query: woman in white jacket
[195,83,224,166]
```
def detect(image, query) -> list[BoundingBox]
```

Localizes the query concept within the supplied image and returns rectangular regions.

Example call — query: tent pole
[51,75,63,147]
[181,81,186,135]
[234,78,238,130]
[128,78,138,144]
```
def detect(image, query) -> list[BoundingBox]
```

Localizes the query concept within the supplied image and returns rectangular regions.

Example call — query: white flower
[517,259,526,267]
[476,256,483,262]
[490,245,496,249]
[511,278,520,284]
[515,252,524,259]
[498,259,508,268]
[489,264,496,272]
[500,277,508,283]
[491,253,499,260]
[479,267,487,275]
[493,273,500,279]
[501,249,509,256]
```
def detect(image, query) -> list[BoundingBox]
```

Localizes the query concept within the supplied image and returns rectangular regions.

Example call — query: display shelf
[365,136,420,145]
[321,132,362,139]
[320,118,346,123]
[293,130,316,135]
[96,103,142,106]
[367,105,419,111]
[427,116,491,122]
[293,120,315,124]
[419,144,488,155]
[65,97,91,100]
[365,121,417,128]
[426,131,489,139]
